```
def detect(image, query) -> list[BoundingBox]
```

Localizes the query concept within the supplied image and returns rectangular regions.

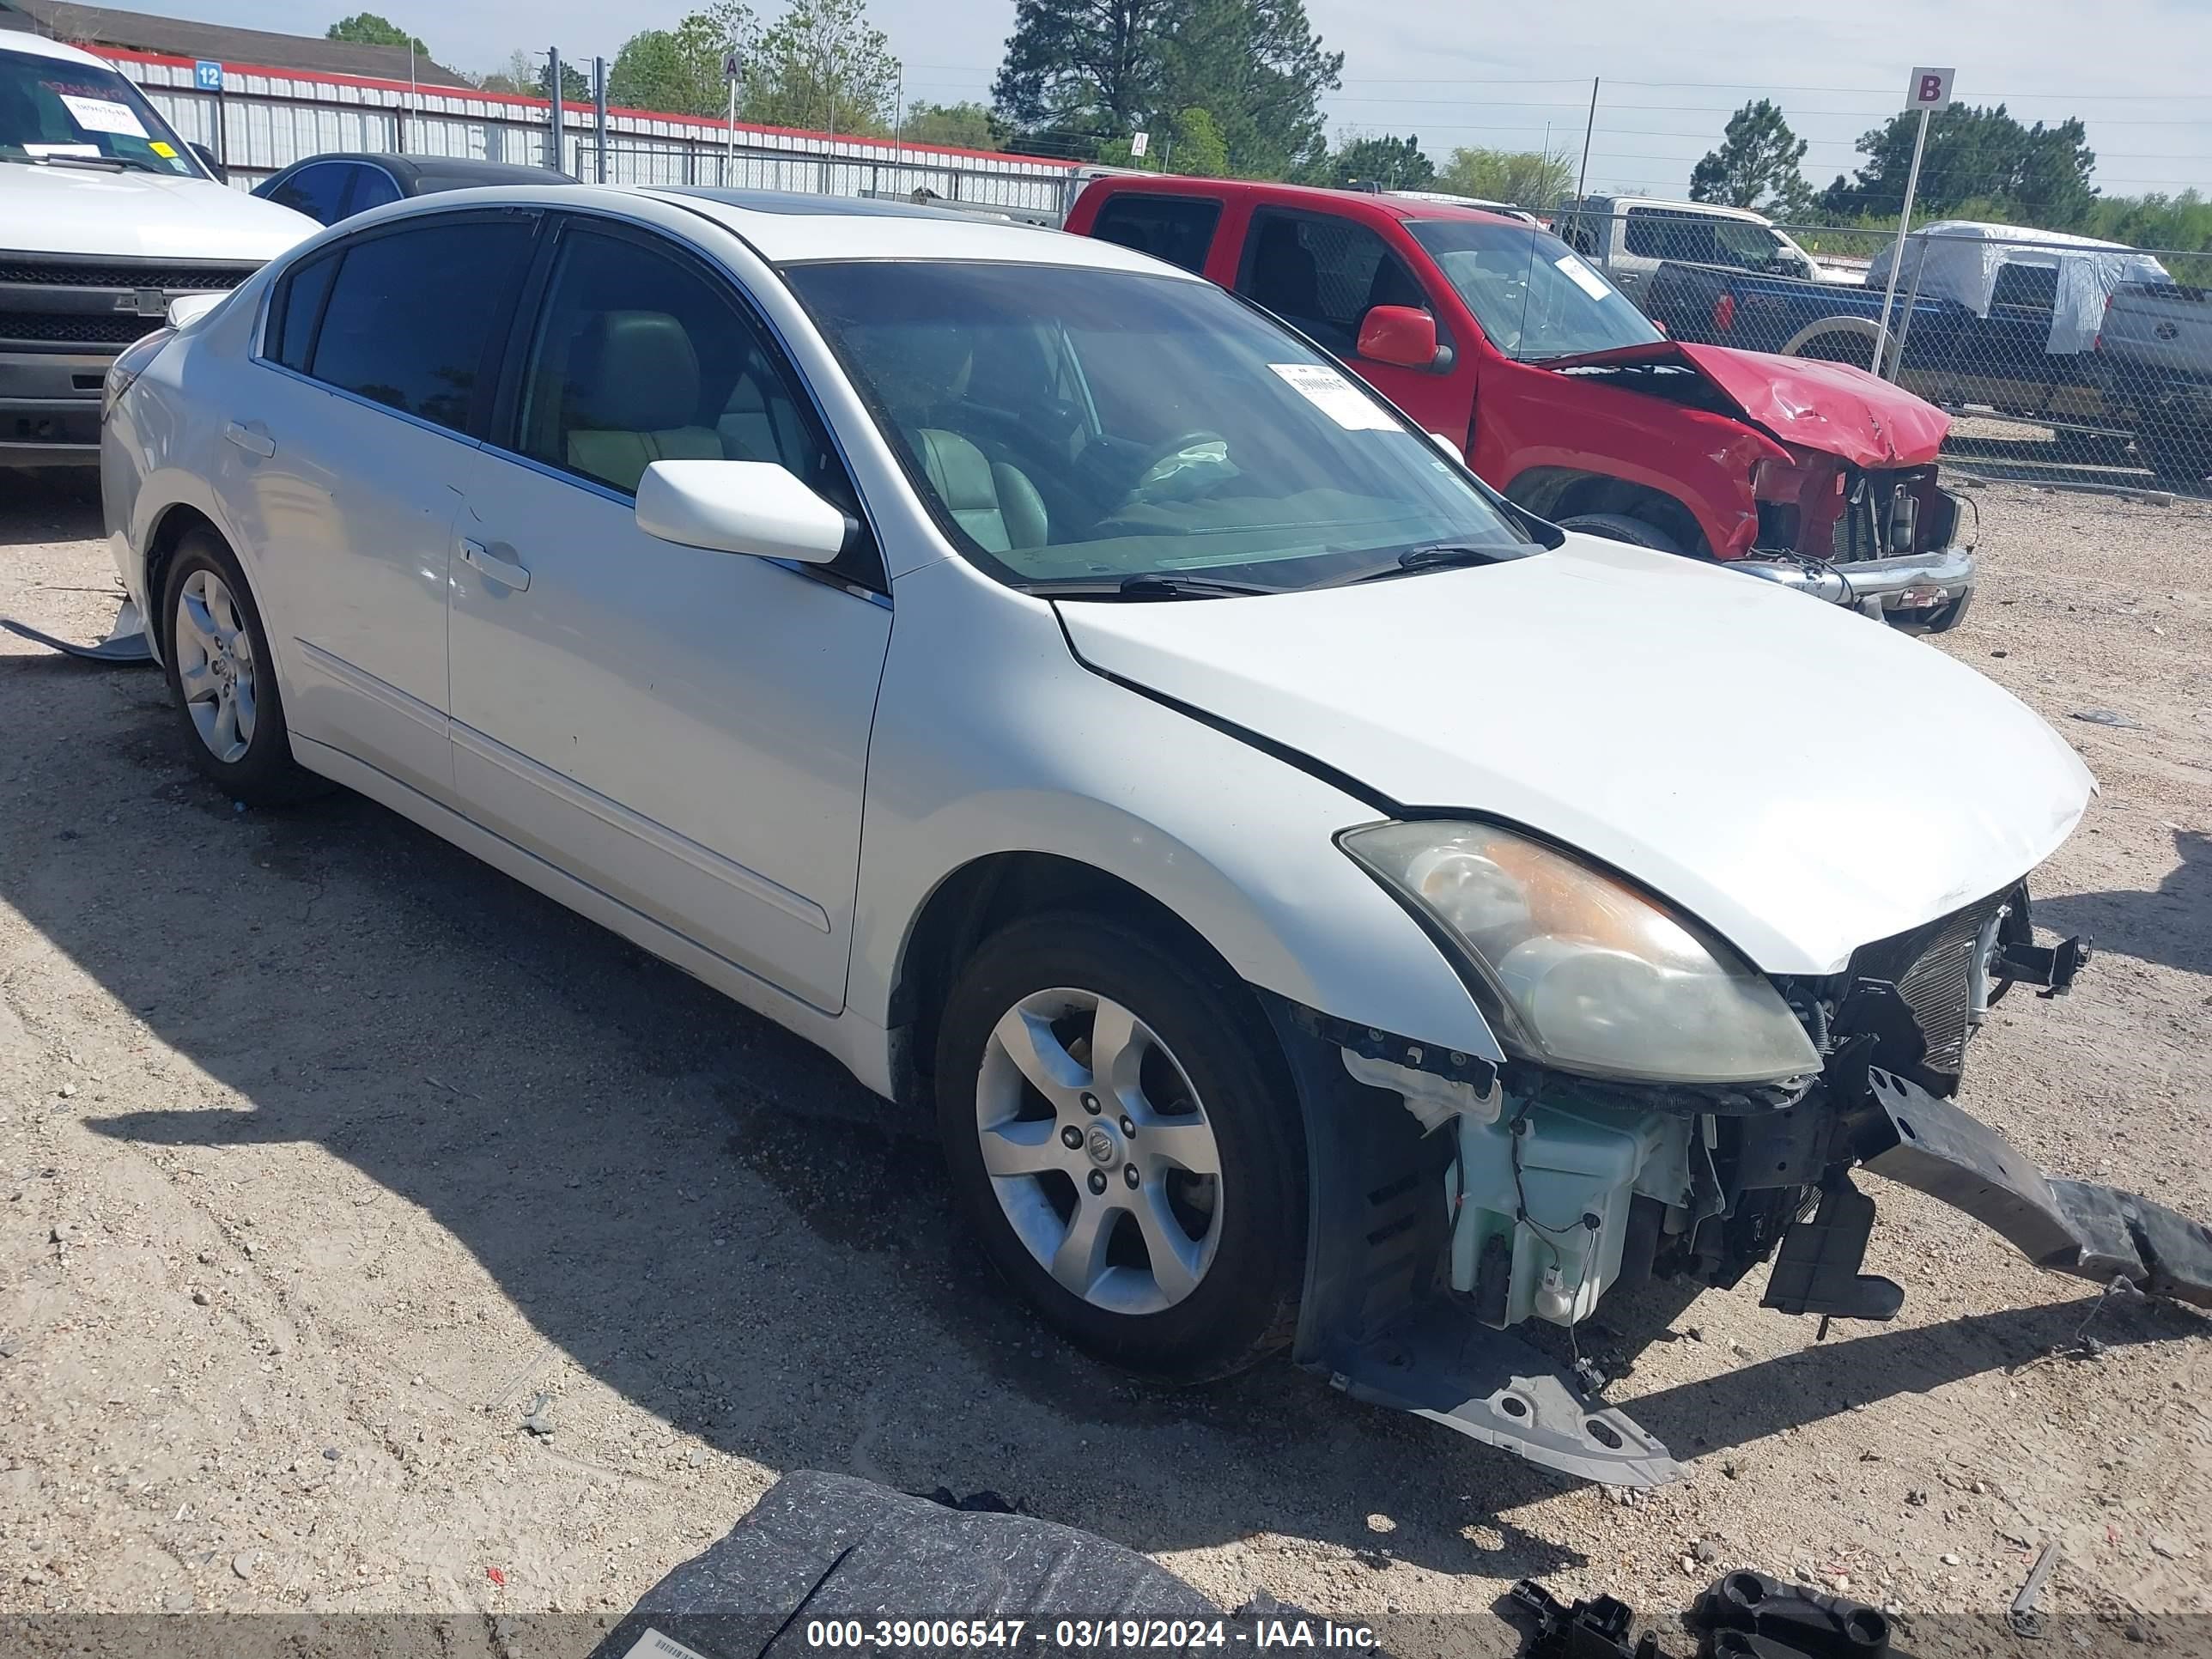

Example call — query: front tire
[160,530,321,805]
[1559,512,1686,556]
[935,915,1306,1384]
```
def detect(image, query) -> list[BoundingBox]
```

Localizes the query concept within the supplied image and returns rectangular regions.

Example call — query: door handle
[461,538,530,592]
[222,420,275,459]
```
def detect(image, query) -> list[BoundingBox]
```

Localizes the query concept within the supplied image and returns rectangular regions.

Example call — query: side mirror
[635,460,848,564]
[167,291,227,329]
[188,143,228,185]
[1358,305,1442,370]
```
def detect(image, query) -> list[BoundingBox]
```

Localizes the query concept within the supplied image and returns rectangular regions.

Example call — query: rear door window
[1088,193,1222,274]
[269,250,339,371]
[349,165,404,215]
[306,216,537,434]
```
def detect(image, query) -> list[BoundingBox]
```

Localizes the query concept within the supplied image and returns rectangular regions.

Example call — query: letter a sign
[1907,67,1955,112]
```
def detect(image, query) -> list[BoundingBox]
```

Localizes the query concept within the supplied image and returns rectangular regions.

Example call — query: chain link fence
[1553,204,2212,498]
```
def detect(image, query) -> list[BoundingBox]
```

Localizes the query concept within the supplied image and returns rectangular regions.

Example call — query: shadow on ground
[2038,830,2212,980]
[2,465,2197,1584]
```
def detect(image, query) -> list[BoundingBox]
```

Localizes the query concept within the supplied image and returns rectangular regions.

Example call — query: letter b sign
[1907,67,1956,111]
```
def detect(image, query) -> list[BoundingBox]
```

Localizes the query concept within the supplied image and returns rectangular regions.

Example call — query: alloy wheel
[974,988,1224,1316]
[173,568,258,765]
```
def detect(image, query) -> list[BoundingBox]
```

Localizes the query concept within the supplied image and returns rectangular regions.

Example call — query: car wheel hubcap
[173,569,256,765]
[975,988,1224,1316]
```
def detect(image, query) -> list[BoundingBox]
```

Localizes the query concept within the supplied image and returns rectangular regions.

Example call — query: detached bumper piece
[1856,1066,2212,1308]
[1512,1571,1902,1659]
[1,599,154,664]
[1265,996,1685,1489]
[1324,1301,1681,1488]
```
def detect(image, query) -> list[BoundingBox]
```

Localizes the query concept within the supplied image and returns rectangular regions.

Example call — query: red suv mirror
[1357,306,1440,369]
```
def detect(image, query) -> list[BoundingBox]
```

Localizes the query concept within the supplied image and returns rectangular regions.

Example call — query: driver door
[447,215,892,1013]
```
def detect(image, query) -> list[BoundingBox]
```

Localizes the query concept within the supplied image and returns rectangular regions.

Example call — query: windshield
[0,47,204,177]
[784,259,1534,593]
[1407,220,1662,362]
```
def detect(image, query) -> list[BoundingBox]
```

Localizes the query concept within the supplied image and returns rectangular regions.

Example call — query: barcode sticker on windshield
[1554,254,1613,301]
[59,94,148,138]
[1268,362,1395,431]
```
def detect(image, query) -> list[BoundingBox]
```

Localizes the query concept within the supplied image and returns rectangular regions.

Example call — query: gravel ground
[2,471,2209,1647]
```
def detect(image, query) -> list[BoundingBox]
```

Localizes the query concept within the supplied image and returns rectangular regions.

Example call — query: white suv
[0,30,313,466]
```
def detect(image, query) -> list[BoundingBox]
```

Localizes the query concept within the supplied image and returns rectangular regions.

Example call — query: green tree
[901,100,999,149]
[1690,99,1813,218]
[1819,104,2097,228]
[744,0,900,134]
[1431,145,1574,210]
[1155,0,1339,178]
[1319,131,1431,190]
[326,12,426,52]
[992,0,1336,177]
[607,4,755,118]
[993,0,1177,138]
[1167,106,1227,176]
[477,48,589,101]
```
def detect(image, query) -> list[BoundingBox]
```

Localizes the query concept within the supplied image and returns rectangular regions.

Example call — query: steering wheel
[1131,428,1231,492]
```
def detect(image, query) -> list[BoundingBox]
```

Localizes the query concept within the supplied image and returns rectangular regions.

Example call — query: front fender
[851,557,1499,1063]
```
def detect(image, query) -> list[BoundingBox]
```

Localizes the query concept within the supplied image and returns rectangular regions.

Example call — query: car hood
[1541,339,1950,468]
[0,163,316,259]
[1057,534,2094,975]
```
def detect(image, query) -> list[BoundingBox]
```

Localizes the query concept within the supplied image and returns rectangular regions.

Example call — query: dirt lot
[2,471,2209,1645]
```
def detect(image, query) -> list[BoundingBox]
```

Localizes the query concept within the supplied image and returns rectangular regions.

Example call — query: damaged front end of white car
[1261,820,2208,1490]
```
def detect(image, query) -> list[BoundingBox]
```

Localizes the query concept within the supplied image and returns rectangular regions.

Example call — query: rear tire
[1559,512,1686,556]
[159,530,324,805]
[934,914,1305,1384]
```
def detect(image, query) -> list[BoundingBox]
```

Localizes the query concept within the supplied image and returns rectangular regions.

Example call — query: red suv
[1066,177,1975,629]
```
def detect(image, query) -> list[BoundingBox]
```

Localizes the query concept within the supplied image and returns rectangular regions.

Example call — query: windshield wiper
[1044,573,1281,600]
[1345,544,1510,583]
[3,151,131,173]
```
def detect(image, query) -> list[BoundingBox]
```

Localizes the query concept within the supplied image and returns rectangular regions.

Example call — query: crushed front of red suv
[1544,339,1977,629]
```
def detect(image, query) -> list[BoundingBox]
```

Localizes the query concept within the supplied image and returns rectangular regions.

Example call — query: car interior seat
[559,310,723,493]
[718,366,811,468]
[910,428,1048,555]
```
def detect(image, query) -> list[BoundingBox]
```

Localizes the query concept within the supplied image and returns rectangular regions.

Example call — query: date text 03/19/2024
[799,1619,1382,1650]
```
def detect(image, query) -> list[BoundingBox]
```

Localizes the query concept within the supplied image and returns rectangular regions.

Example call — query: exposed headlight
[101,328,174,423]
[1341,821,1820,1085]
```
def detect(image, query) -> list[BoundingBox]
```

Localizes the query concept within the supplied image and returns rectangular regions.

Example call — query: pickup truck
[1553,194,1856,302]
[1065,175,1975,628]
[1,31,314,467]
[1643,222,2171,445]
[2094,280,2212,481]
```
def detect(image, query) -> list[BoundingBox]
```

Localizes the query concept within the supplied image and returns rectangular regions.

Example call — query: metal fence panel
[100,49,1081,222]
[1557,208,2212,496]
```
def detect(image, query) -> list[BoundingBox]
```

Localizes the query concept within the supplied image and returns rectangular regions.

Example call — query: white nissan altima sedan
[100,185,2209,1486]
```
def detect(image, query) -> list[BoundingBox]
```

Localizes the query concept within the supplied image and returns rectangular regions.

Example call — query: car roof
[0,30,115,69]
[1079,173,1528,228]
[1578,194,1774,224]
[336,182,1204,276]
[274,153,575,186]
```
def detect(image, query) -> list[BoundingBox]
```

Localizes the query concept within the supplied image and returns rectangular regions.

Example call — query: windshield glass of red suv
[1407,219,1663,362]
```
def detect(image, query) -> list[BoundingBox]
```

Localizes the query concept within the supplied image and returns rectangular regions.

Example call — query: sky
[112,0,2212,206]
